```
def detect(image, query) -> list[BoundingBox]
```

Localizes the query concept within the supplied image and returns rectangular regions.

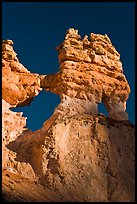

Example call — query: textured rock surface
[2,170,65,202]
[7,113,134,202]
[2,99,36,181]
[2,40,45,107]
[2,29,135,202]
[41,28,130,120]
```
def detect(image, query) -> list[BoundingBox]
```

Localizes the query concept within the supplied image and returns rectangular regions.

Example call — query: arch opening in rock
[10,90,61,131]
[98,102,108,117]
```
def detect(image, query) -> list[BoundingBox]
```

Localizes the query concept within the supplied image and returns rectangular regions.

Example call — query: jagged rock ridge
[42,28,130,121]
[2,40,45,107]
[2,29,135,202]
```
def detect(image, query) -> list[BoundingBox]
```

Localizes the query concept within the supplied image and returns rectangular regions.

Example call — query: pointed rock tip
[2,39,13,46]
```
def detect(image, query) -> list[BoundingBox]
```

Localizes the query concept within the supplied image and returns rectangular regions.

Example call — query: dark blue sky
[2,2,135,130]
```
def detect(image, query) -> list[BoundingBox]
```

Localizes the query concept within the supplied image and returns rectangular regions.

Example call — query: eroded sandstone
[6,114,135,202]
[2,99,36,181]
[41,28,130,120]
[2,29,135,202]
[2,40,45,107]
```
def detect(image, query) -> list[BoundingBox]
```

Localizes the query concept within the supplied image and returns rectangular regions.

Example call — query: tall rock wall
[2,29,135,202]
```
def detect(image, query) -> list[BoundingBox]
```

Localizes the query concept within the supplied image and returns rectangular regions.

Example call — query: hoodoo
[2,29,134,202]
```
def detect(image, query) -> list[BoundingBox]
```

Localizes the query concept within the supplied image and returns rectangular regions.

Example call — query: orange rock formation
[2,40,44,107]
[2,29,135,202]
[42,28,130,121]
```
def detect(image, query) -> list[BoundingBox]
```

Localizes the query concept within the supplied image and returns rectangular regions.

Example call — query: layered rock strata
[2,40,45,107]
[2,39,45,180]
[41,28,130,120]
[2,29,135,202]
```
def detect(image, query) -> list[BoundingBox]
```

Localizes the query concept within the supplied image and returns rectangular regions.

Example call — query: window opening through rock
[98,102,108,116]
[10,90,60,131]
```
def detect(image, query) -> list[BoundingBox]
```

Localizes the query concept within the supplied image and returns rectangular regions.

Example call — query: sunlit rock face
[2,40,45,107]
[2,29,135,202]
[2,99,36,181]
[8,114,135,202]
[41,28,130,120]
[2,40,44,181]
[41,115,134,202]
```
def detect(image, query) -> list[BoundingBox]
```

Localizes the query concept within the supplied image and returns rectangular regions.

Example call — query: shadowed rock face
[2,29,135,202]
[7,114,134,202]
